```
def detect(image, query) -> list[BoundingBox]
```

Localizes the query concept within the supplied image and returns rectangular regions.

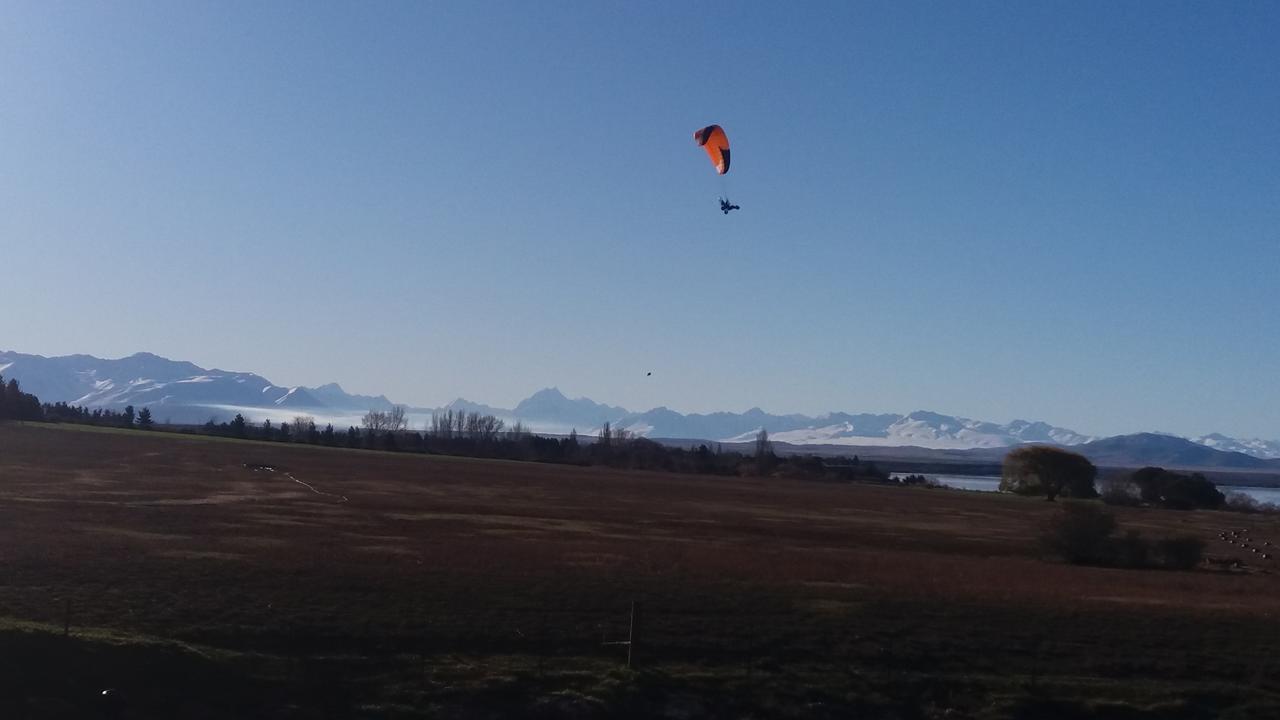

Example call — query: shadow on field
[5,621,1280,720]
[0,625,263,719]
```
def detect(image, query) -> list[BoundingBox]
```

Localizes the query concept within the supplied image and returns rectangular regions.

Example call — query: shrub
[1154,536,1205,570]
[898,474,939,487]
[1130,467,1224,510]
[1112,529,1151,568]
[1040,505,1203,571]
[1040,503,1117,565]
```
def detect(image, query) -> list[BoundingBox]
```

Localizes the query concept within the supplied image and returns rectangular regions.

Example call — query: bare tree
[292,415,316,441]
[754,428,773,459]
[429,409,455,439]
[477,414,504,441]
[460,411,504,441]
[507,421,529,442]
[387,405,409,432]
[754,428,776,475]
[362,409,390,433]
[428,410,505,442]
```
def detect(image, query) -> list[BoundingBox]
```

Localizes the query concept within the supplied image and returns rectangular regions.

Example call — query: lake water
[893,474,1280,505]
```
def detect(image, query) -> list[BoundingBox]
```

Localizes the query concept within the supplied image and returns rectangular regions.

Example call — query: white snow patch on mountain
[725,413,1099,450]
[1193,434,1280,459]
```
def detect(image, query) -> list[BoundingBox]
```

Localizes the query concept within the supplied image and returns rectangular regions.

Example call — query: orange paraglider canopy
[693,125,730,175]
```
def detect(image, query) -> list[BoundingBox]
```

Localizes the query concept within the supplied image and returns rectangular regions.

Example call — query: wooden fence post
[603,600,643,670]
[626,601,641,670]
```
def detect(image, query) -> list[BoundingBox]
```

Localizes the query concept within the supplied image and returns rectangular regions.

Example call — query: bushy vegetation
[1039,502,1117,565]
[1112,529,1150,568]
[1040,503,1205,570]
[1153,536,1207,570]
[1001,445,1098,501]
[1129,466,1225,510]
[1100,467,1245,513]
[897,474,942,488]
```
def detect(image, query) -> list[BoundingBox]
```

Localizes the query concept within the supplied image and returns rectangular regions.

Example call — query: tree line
[42,401,155,428]
[24,389,894,484]
[195,412,892,483]
[1000,444,1235,511]
[0,375,43,421]
[1000,444,1259,571]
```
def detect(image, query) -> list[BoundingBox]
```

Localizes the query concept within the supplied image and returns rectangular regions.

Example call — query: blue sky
[2,1,1277,438]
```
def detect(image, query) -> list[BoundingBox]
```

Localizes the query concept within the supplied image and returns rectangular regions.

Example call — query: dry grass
[3,422,1280,718]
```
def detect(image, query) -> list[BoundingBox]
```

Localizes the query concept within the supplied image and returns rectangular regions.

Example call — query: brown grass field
[4,422,1280,718]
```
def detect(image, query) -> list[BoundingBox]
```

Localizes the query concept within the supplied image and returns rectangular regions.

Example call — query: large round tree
[1001,445,1098,501]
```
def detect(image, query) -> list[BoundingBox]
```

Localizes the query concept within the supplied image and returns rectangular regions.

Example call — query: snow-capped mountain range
[2,350,1278,459]
[1188,433,1280,461]
[0,351,395,422]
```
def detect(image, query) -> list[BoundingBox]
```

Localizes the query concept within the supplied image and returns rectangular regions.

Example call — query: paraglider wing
[693,125,730,175]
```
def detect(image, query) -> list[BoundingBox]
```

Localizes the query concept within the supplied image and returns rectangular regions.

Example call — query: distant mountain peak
[305,382,393,411]
[442,397,507,416]
[903,410,951,422]
[1079,433,1277,469]
[512,387,629,431]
